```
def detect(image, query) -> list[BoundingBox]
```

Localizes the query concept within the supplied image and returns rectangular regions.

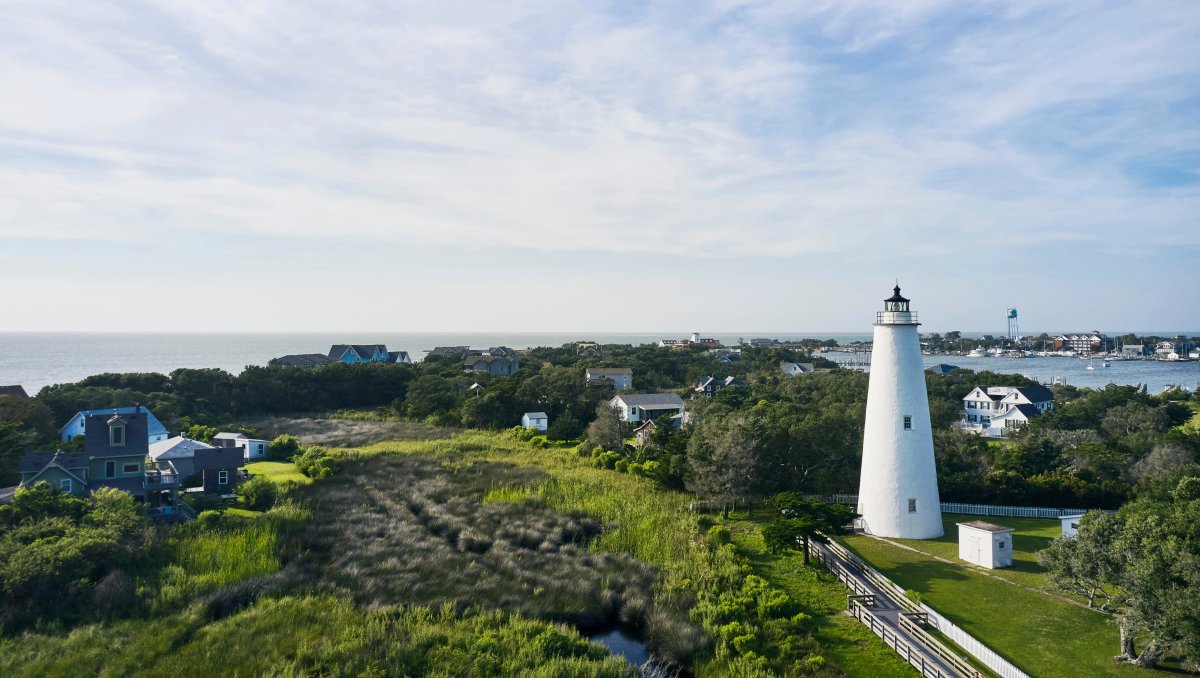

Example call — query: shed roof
[958,521,1014,533]
[588,367,632,375]
[524,412,548,419]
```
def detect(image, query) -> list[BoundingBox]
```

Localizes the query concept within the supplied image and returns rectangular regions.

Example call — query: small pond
[585,626,650,667]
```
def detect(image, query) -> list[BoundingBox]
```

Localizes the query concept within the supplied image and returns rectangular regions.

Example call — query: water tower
[1007,308,1018,341]
[857,285,943,539]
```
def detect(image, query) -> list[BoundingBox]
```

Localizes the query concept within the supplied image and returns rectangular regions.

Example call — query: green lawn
[840,528,1142,678]
[246,461,310,485]
[871,513,1065,594]
[727,514,918,678]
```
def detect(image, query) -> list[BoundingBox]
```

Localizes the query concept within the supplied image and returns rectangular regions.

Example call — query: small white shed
[957,521,1014,569]
[521,412,548,432]
[1060,514,1085,538]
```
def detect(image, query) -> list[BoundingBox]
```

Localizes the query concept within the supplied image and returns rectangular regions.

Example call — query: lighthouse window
[908,498,918,513]
[903,415,912,430]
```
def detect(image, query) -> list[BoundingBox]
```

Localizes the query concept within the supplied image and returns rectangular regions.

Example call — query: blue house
[328,344,391,364]
[59,406,169,444]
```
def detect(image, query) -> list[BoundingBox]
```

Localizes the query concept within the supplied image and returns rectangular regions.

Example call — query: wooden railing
[849,600,968,678]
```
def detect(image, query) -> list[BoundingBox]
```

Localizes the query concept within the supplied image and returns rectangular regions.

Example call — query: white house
[610,393,685,424]
[521,412,548,431]
[960,385,1053,438]
[1060,514,1086,538]
[958,521,1014,569]
[780,362,816,376]
[586,367,633,390]
[59,407,169,444]
[212,432,271,461]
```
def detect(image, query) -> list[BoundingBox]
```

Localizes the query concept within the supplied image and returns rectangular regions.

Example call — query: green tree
[761,493,857,565]
[686,415,760,518]
[585,404,627,452]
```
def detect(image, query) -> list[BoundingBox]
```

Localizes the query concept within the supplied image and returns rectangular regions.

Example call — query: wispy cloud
[1,0,1196,261]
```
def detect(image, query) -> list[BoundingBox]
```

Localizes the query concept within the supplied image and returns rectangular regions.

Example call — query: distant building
[22,409,185,515]
[1061,514,1086,538]
[710,348,742,364]
[1121,344,1148,358]
[634,420,658,447]
[610,393,685,424]
[149,436,215,479]
[213,432,271,461]
[658,332,721,348]
[329,344,391,364]
[586,367,633,389]
[958,521,1014,569]
[427,346,471,359]
[926,363,960,374]
[695,376,745,397]
[0,385,29,400]
[464,355,520,376]
[1053,332,1110,354]
[576,342,602,357]
[274,353,336,368]
[961,385,1053,438]
[521,412,548,431]
[388,351,412,364]
[59,406,169,444]
[780,362,816,376]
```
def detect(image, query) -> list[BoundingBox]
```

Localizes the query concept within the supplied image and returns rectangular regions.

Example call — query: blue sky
[1,1,1197,333]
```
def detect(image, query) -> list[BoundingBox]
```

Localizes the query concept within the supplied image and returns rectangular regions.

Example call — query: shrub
[270,434,301,461]
[707,525,732,546]
[238,476,279,512]
[575,442,591,457]
[614,459,629,473]
[294,446,339,479]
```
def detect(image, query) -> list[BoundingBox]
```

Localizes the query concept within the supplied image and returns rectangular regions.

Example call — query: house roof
[697,376,716,388]
[83,411,151,457]
[193,447,245,471]
[588,368,632,376]
[524,412,548,419]
[1012,384,1053,403]
[634,420,657,432]
[926,364,960,374]
[213,432,248,441]
[428,346,469,357]
[1008,403,1041,419]
[275,353,335,367]
[615,393,685,408]
[20,450,88,474]
[958,521,1014,533]
[388,351,410,362]
[149,436,215,461]
[62,406,167,438]
[0,385,29,400]
[723,376,745,386]
[329,344,389,361]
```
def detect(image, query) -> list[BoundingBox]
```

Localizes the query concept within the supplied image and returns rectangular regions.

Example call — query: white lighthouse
[857,285,943,539]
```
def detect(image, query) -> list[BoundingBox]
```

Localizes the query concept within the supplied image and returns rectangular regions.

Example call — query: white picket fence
[921,606,1031,678]
[814,494,1094,519]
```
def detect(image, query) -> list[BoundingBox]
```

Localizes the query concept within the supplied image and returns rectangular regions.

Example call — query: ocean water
[828,353,1199,395]
[0,333,1195,396]
[0,331,864,394]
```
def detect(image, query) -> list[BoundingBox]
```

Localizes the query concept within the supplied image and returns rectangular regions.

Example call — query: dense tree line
[2,343,1196,510]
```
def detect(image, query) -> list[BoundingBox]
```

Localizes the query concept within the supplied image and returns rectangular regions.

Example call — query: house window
[967,414,976,422]
[998,541,1006,549]
[61,479,72,492]
[122,463,139,474]
[967,402,975,409]
[903,415,912,430]
[105,460,116,478]
[218,470,229,485]
[109,424,125,447]
[908,498,918,513]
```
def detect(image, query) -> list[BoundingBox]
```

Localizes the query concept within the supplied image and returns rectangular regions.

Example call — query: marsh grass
[0,595,635,678]
[239,415,456,447]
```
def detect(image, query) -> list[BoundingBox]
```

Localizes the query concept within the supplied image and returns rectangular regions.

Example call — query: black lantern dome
[884,285,909,312]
